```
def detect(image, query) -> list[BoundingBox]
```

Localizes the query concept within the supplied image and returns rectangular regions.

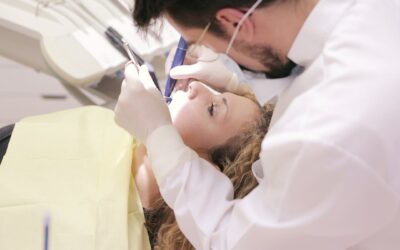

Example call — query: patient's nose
[187,81,207,100]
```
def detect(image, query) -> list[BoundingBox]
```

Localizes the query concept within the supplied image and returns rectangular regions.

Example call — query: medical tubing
[164,37,188,100]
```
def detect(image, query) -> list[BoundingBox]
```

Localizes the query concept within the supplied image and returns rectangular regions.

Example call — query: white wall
[0,56,82,128]
[0,55,168,128]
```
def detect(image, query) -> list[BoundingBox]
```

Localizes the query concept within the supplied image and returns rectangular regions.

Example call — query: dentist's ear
[215,8,255,42]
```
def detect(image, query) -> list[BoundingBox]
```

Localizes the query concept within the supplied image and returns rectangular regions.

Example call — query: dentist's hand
[114,64,172,143]
[167,45,241,93]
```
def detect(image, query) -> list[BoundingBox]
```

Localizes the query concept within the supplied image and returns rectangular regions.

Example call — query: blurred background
[0,0,179,128]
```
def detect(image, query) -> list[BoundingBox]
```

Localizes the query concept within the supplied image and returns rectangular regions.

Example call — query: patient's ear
[215,8,255,42]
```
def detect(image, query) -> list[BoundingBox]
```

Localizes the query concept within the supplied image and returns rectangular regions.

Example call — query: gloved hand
[167,45,241,93]
[114,63,172,143]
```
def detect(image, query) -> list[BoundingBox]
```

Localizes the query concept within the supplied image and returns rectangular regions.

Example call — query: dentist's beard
[238,43,297,79]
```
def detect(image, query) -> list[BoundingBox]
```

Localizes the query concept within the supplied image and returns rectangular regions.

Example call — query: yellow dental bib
[0,106,150,250]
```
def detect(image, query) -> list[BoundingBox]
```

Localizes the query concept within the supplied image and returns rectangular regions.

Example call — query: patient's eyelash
[208,103,215,116]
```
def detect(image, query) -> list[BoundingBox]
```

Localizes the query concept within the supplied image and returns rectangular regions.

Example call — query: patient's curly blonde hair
[144,93,274,250]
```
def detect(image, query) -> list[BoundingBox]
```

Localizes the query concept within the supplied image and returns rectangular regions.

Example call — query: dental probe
[123,42,140,71]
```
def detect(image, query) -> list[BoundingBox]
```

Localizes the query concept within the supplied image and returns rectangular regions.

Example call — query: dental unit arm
[0,0,179,95]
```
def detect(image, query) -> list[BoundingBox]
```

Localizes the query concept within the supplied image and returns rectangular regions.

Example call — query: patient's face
[169,81,260,156]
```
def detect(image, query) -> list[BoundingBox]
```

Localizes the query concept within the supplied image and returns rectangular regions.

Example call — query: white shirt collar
[288,0,354,66]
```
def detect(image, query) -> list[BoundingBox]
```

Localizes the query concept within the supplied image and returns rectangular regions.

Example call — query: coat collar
[288,0,354,67]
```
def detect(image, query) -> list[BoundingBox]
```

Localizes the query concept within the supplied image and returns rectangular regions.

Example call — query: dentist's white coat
[147,0,400,249]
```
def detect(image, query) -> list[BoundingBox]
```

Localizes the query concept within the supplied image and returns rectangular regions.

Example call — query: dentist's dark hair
[133,0,276,36]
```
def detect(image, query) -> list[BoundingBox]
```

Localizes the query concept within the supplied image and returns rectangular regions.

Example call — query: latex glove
[167,45,241,93]
[114,63,172,143]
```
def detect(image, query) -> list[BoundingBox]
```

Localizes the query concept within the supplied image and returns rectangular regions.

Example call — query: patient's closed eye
[208,103,215,116]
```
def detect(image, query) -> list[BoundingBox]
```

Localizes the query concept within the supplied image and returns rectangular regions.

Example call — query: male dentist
[115,0,400,249]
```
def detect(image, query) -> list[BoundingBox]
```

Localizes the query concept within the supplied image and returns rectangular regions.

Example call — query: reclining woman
[0,75,272,250]
[137,79,272,249]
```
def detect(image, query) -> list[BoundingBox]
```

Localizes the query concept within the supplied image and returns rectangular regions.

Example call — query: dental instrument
[122,42,165,94]
[44,213,50,250]
[121,39,161,90]
[123,41,140,71]
[123,41,171,103]
[164,37,188,103]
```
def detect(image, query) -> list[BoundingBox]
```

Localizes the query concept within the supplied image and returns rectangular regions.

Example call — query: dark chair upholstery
[0,124,14,165]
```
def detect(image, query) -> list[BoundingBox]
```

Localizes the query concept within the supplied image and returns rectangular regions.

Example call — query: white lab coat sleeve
[146,122,399,249]
[145,124,198,183]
